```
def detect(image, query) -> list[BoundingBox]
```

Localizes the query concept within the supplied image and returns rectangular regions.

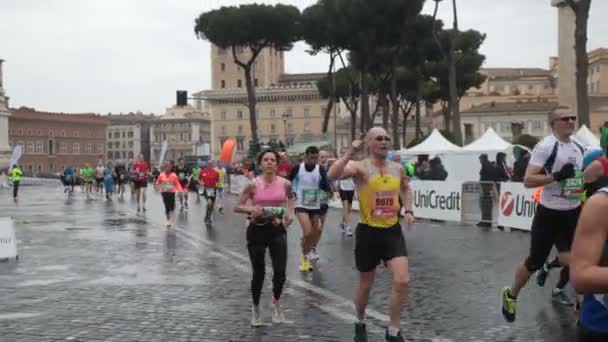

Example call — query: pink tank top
[252,177,287,207]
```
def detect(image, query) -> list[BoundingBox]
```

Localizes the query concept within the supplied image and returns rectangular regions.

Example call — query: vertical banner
[497,182,537,231]
[410,180,462,221]
[10,145,23,167]
[158,140,168,169]
[0,217,18,260]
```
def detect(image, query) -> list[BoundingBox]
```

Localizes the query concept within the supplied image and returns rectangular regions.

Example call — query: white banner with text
[411,180,462,222]
[497,182,537,231]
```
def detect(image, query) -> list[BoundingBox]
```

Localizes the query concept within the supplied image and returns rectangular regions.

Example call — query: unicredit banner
[497,182,537,231]
[411,180,462,222]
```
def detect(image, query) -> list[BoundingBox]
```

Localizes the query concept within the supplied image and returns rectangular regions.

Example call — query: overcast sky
[1,0,607,114]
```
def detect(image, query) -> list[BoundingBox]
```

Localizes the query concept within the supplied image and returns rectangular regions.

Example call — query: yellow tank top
[358,160,401,228]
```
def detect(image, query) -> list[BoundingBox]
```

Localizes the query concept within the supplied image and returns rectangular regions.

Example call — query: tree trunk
[401,104,412,147]
[360,69,370,134]
[322,54,336,133]
[450,0,463,145]
[350,108,357,142]
[574,0,591,127]
[390,56,400,148]
[243,65,259,146]
[381,95,389,130]
[415,100,422,139]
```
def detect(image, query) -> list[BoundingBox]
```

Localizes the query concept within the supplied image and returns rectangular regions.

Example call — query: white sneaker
[251,305,263,327]
[345,226,353,237]
[308,248,319,262]
[271,301,286,323]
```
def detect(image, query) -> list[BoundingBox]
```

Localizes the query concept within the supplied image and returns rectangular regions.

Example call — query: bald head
[366,127,389,143]
[365,127,391,159]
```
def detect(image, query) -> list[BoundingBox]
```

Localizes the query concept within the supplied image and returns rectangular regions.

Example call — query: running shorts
[339,190,355,204]
[295,207,322,218]
[203,187,216,199]
[524,204,581,272]
[134,180,148,189]
[320,203,329,216]
[161,192,176,215]
[216,187,224,194]
[355,223,408,272]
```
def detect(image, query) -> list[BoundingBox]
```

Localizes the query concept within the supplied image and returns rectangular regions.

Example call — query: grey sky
[0,0,607,114]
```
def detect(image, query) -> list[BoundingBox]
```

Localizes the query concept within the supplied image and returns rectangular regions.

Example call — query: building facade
[8,107,109,175]
[149,105,212,167]
[194,46,335,159]
[0,59,11,171]
[106,113,154,163]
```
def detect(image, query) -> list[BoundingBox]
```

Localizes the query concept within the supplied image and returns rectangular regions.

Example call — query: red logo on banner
[501,192,514,216]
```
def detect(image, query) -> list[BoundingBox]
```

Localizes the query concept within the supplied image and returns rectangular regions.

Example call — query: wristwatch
[404,210,414,216]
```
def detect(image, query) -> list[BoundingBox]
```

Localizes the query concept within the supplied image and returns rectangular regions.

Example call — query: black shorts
[134,180,148,189]
[295,207,322,218]
[339,190,355,204]
[355,223,408,272]
[161,192,176,214]
[179,180,188,189]
[524,204,582,272]
[95,177,103,184]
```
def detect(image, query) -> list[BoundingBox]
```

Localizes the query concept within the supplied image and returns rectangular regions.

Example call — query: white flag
[158,140,168,169]
[9,145,23,168]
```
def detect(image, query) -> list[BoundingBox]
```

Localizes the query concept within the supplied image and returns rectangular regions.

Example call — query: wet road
[0,185,580,341]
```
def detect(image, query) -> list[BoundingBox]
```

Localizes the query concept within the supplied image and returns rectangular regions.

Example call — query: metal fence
[460,181,500,226]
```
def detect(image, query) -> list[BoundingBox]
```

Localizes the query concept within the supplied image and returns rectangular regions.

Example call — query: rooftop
[10,106,110,125]
[461,100,558,114]
[278,73,325,84]
[481,68,551,79]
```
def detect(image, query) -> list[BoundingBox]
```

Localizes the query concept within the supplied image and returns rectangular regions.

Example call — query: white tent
[402,129,463,155]
[576,125,601,148]
[462,128,512,152]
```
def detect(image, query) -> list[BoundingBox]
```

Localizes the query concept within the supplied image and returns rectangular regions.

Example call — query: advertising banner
[497,182,537,231]
[411,180,462,222]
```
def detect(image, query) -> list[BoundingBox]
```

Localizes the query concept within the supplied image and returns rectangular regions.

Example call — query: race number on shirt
[372,190,399,218]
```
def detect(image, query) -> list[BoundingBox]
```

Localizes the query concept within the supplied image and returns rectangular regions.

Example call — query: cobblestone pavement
[0,185,581,341]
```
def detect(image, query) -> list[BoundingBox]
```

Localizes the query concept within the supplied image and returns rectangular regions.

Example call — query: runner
[9,164,22,200]
[313,149,333,261]
[215,161,227,213]
[173,158,191,211]
[338,176,355,237]
[81,163,95,200]
[95,162,105,194]
[501,108,584,322]
[103,161,115,201]
[571,186,608,341]
[191,163,202,203]
[199,161,219,225]
[289,146,330,272]
[234,150,295,327]
[328,127,415,342]
[62,165,75,194]
[277,152,293,179]
[155,162,184,227]
[131,153,149,212]
[115,162,127,199]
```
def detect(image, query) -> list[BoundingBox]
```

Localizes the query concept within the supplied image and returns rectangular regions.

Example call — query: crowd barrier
[227,175,533,231]
[2,176,61,187]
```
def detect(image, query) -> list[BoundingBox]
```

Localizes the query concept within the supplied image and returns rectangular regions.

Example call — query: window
[127,131,133,138]
[237,110,243,120]
[49,129,54,137]
[304,121,311,132]
[61,130,66,137]
[114,132,120,138]
[36,141,43,153]
[128,151,134,159]
[122,151,126,159]
[220,63,226,72]
[98,144,104,153]
[107,142,112,149]
[107,151,112,159]
[122,131,125,138]
[28,129,32,136]
[464,124,474,144]
[238,125,243,134]
[236,137,245,152]
[114,141,120,148]
[532,121,542,130]
[128,141,133,148]
[270,124,276,133]
[122,142,126,148]
[108,132,112,139]
[73,143,79,153]
[237,79,242,88]
[221,80,226,88]
[254,79,259,87]
[304,107,311,117]
[37,129,41,136]
[18,129,23,135]
[196,101,202,111]
[26,142,34,153]
[86,143,92,153]
[221,126,226,135]
[48,140,54,155]
[285,108,293,118]
[270,109,276,118]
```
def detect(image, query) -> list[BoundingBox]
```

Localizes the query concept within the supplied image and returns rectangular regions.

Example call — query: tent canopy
[575,125,600,148]
[462,127,512,152]
[402,129,463,155]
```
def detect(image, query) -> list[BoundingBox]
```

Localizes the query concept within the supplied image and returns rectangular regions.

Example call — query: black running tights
[247,224,287,306]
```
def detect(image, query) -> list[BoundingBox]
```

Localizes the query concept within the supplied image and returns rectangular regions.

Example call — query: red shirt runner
[132,161,149,182]
[277,163,292,179]
[199,167,219,189]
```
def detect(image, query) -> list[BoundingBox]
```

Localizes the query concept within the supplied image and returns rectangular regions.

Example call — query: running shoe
[340,222,345,234]
[552,288,574,306]
[299,256,312,272]
[219,207,224,214]
[501,286,517,322]
[536,264,550,287]
[384,328,405,342]
[309,248,320,263]
[271,301,286,323]
[354,322,367,342]
[137,206,141,213]
[345,226,353,237]
[251,305,263,327]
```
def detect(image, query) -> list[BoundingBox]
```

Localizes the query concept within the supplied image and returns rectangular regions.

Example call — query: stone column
[0,59,12,171]
[552,0,577,111]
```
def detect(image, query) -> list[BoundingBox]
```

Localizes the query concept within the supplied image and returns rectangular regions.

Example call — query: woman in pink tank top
[154,162,183,227]
[235,150,295,327]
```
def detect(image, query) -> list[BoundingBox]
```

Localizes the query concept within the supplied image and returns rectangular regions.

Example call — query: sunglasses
[375,136,391,142]
[557,116,577,122]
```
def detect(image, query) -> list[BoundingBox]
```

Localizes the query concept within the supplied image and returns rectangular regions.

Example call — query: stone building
[106,113,155,163]
[149,105,212,167]
[8,107,109,175]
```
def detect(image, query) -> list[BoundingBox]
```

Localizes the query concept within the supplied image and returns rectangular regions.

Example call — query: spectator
[428,157,448,181]
[511,150,530,182]
[478,154,495,227]
[495,152,510,182]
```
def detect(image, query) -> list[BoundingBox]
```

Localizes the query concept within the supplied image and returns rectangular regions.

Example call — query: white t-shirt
[339,178,355,191]
[529,134,585,210]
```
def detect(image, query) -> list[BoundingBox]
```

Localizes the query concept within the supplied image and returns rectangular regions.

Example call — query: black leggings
[161,192,176,216]
[247,223,287,306]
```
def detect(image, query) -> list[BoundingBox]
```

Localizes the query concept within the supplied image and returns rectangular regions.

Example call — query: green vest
[10,168,22,182]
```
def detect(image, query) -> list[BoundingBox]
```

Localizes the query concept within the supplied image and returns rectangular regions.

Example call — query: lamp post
[282,112,289,146]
